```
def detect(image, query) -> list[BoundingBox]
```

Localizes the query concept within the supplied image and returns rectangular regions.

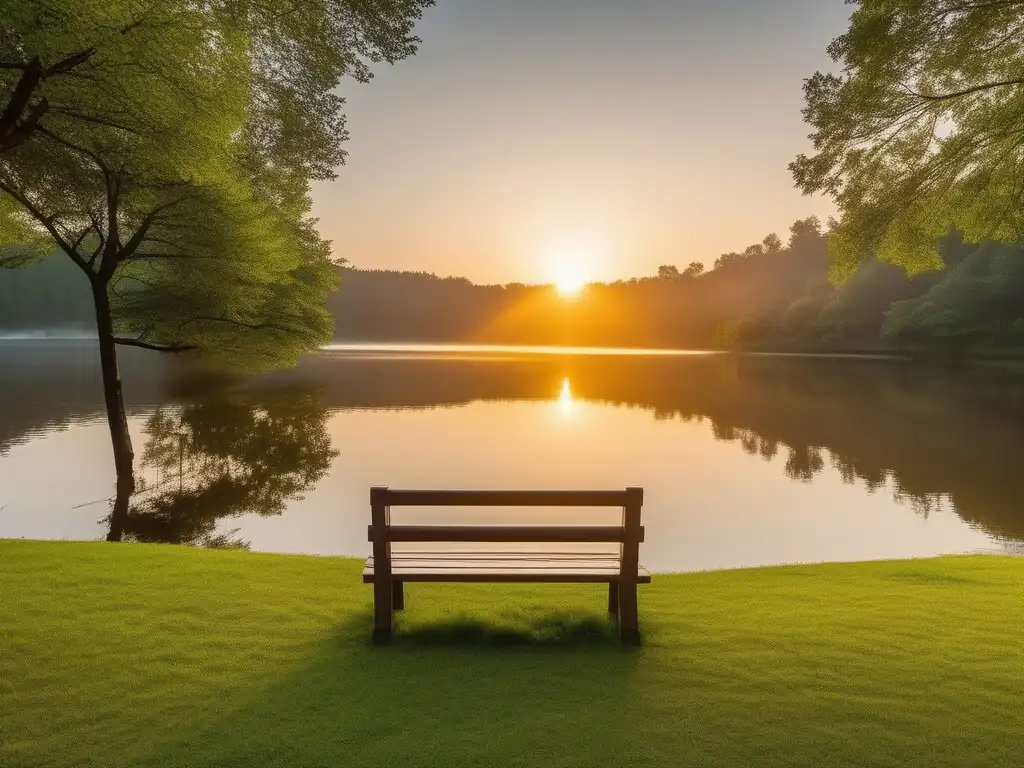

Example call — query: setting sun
[541,236,600,298]
[554,264,589,298]
[555,276,585,298]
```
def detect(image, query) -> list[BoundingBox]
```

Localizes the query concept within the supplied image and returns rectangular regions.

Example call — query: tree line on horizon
[8,214,1023,355]
[322,217,1024,354]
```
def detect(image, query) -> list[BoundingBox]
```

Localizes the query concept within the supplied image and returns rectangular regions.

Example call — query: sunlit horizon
[312,0,847,285]
[554,275,587,298]
[322,342,722,357]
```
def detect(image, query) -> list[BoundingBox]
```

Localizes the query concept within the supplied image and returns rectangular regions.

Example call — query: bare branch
[117,197,191,263]
[0,177,90,272]
[69,223,95,252]
[36,125,110,171]
[0,57,46,152]
[87,212,106,266]
[43,48,96,77]
[112,338,198,353]
[931,0,1024,19]
[49,108,140,134]
[906,77,1024,102]
[121,253,216,262]
[0,98,47,152]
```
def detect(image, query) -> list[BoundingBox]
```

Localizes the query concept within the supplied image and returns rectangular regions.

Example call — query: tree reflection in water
[5,345,1023,550]
[285,353,1024,543]
[108,377,336,547]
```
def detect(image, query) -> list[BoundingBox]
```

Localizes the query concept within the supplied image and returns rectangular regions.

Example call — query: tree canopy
[791,0,1024,279]
[1,0,432,366]
[1,0,430,165]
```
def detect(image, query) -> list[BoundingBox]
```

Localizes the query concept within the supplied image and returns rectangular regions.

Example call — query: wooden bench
[362,486,649,642]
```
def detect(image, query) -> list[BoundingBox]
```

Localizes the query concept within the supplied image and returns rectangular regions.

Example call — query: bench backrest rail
[377,489,635,507]
[366,524,644,543]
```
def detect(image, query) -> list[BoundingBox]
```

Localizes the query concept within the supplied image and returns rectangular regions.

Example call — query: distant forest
[0,255,99,331]
[4,218,1024,354]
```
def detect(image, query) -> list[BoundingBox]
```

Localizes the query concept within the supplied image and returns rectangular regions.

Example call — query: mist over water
[0,330,96,340]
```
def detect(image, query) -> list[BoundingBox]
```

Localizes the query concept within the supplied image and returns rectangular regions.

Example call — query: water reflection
[557,377,575,418]
[278,352,1024,544]
[112,376,336,547]
[2,341,1024,565]
[0,341,170,455]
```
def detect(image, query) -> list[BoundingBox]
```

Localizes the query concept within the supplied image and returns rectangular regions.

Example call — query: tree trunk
[0,57,45,154]
[91,279,135,542]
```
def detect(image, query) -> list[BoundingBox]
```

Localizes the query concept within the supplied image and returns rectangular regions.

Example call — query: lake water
[2,339,1023,571]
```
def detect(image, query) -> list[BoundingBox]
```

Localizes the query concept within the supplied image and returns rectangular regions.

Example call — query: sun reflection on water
[557,376,574,417]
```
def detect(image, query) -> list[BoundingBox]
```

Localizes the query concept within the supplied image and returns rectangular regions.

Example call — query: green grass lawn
[1,541,1022,768]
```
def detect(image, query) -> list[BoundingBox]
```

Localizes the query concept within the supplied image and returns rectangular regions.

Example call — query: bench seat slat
[383,551,622,559]
[370,558,624,569]
[363,553,651,584]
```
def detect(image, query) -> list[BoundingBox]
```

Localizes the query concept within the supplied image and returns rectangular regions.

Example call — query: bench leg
[617,581,639,644]
[607,582,618,615]
[393,581,405,611]
[373,577,393,640]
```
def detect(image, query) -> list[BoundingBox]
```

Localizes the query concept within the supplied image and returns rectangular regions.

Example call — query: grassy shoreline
[2,540,1023,767]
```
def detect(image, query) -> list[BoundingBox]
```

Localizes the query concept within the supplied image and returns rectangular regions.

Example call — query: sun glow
[555,268,587,298]
[557,376,575,416]
[542,237,600,299]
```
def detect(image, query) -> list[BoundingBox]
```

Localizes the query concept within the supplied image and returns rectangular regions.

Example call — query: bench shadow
[376,609,631,649]
[140,608,650,767]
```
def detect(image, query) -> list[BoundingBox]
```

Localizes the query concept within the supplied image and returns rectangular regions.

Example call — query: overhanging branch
[907,77,1024,102]
[112,337,198,353]
[117,196,191,263]
[0,177,89,271]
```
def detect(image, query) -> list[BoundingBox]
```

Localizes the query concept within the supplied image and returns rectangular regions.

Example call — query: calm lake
[2,339,1023,571]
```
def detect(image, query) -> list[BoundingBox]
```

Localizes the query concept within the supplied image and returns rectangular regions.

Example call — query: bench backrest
[368,487,644,580]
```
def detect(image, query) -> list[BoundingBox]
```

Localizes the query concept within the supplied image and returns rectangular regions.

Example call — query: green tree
[657,264,681,280]
[882,242,1024,351]
[0,1,110,154]
[787,216,822,250]
[779,295,826,340]
[2,0,429,161]
[683,261,705,278]
[0,0,430,540]
[713,252,743,270]
[815,260,917,342]
[791,1,1024,278]
[713,316,768,349]
[762,233,783,253]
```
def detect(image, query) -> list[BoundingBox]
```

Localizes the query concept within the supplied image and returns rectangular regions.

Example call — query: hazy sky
[312,0,851,285]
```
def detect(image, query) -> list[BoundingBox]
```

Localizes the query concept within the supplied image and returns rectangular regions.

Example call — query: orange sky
[311,0,849,285]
